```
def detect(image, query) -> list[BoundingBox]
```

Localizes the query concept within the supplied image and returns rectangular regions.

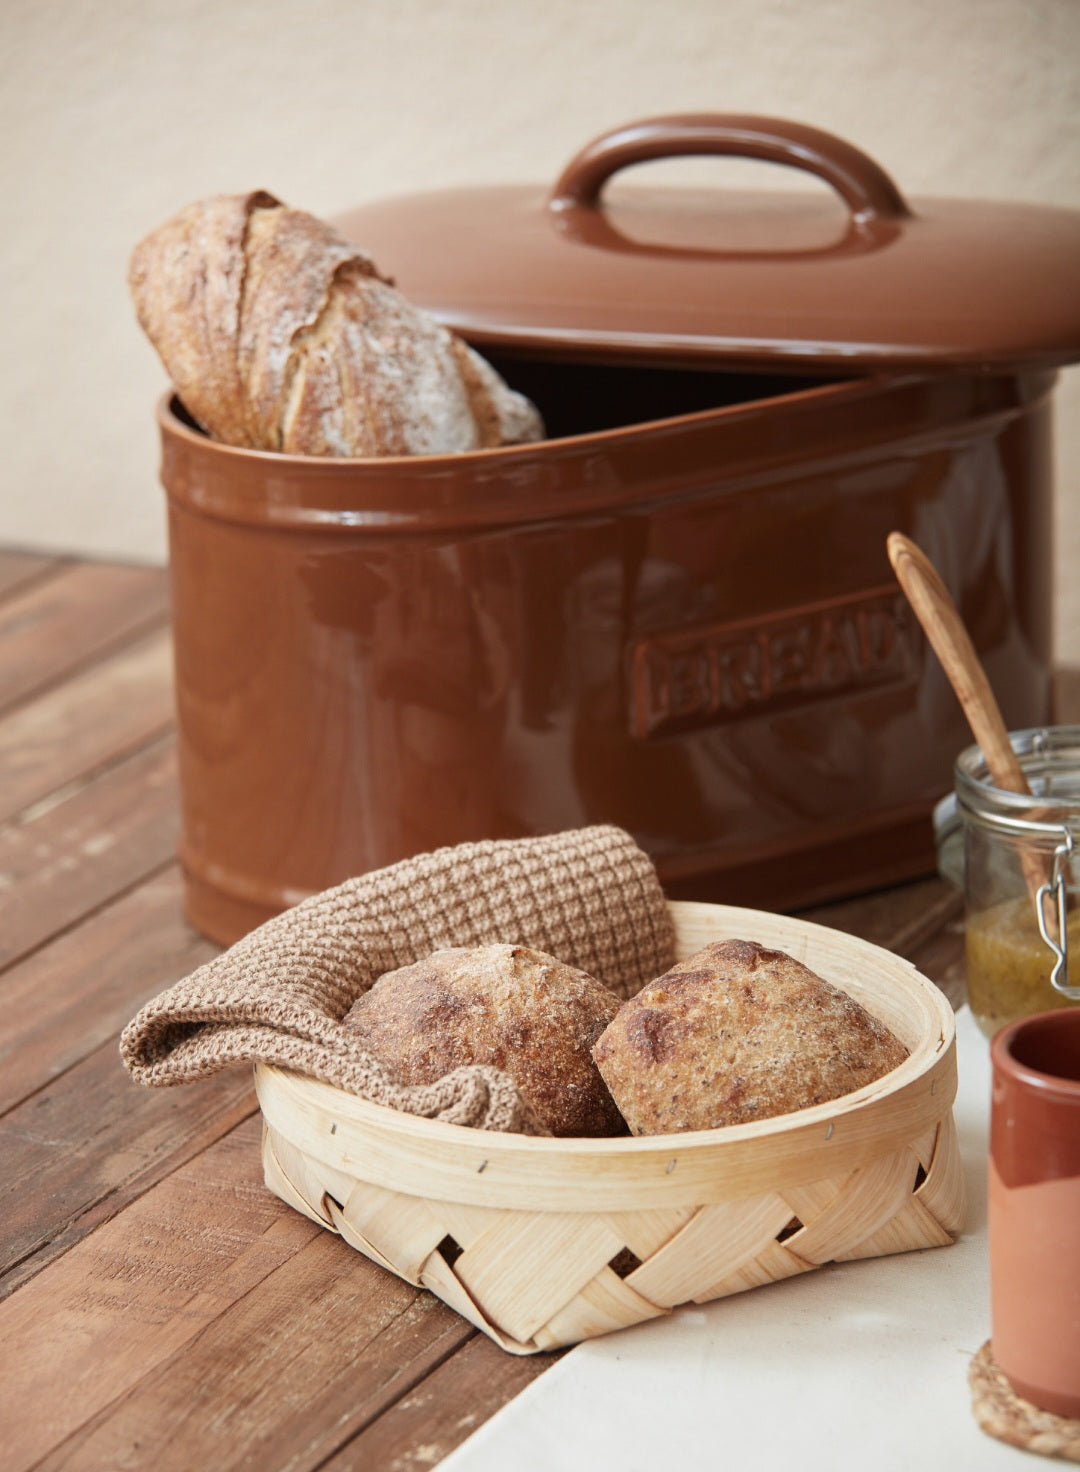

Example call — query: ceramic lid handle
[550,114,912,226]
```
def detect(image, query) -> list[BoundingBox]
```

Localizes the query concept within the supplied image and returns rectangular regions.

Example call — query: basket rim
[255,901,958,1211]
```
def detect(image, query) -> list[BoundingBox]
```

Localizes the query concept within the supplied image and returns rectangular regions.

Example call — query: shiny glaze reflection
[162,358,1053,944]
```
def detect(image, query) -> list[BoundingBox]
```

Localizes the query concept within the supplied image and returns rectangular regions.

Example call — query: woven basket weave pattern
[262,1112,961,1353]
[257,901,964,1353]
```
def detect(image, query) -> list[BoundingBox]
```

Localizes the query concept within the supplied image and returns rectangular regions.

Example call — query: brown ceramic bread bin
[160,115,1080,945]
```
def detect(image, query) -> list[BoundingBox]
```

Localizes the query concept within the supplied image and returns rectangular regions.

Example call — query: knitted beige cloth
[121,825,674,1135]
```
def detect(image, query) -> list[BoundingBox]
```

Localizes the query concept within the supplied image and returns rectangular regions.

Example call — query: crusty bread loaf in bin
[592,938,909,1135]
[128,191,544,457]
[343,943,626,1137]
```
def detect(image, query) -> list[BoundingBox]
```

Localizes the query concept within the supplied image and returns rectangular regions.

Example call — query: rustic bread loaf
[343,944,627,1137]
[592,938,909,1134]
[128,190,544,457]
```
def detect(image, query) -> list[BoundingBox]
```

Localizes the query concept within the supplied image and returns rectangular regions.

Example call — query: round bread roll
[592,938,909,1134]
[343,944,627,1137]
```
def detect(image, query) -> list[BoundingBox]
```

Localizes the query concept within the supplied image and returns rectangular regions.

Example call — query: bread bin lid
[336,114,1080,373]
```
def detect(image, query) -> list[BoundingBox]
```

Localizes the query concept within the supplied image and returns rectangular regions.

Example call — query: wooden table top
[0,547,993,1470]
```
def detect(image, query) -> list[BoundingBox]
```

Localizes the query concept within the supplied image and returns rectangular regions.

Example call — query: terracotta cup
[989,1008,1080,1418]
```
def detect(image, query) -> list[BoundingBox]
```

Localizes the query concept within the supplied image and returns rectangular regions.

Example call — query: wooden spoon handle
[888,532,1057,934]
[886,532,1031,796]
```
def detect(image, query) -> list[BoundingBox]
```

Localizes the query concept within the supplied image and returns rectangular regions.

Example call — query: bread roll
[128,190,544,457]
[592,938,909,1134]
[343,944,626,1137]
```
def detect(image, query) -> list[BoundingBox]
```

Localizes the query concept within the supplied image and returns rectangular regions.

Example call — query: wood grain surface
[0,548,981,1470]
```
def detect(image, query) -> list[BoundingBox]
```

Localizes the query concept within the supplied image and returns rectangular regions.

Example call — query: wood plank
[0,735,179,971]
[322,1333,558,1471]
[0,1121,315,1471]
[0,560,168,716]
[1,1119,474,1472]
[0,627,174,824]
[35,1242,472,1472]
[801,874,959,956]
[0,550,67,601]
[0,1040,256,1297]
[0,866,217,1114]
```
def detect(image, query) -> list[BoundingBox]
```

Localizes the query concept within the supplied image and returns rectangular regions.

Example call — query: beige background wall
[2,0,1078,648]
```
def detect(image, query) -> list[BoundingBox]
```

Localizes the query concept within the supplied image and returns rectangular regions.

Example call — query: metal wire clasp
[1035,829,1080,999]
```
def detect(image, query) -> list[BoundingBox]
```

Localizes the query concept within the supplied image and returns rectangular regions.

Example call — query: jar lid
[336,115,1080,373]
[954,726,1080,840]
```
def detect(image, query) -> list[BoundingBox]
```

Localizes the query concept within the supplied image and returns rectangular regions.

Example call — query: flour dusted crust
[592,938,909,1135]
[128,191,544,457]
[343,944,626,1137]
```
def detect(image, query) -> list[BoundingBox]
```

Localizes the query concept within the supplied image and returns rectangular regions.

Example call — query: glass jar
[953,726,1080,1037]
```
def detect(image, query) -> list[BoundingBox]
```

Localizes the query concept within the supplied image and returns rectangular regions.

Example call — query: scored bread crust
[343,944,627,1138]
[592,938,910,1135]
[128,191,277,448]
[128,191,544,457]
[236,202,379,450]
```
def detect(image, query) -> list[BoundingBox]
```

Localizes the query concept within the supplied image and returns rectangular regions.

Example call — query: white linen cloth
[441,1006,1034,1472]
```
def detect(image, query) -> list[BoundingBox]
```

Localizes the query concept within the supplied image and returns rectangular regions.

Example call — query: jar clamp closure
[951,727,1080,1035]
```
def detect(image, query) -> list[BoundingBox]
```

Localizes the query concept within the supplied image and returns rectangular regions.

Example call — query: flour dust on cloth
[120,826,675,1134]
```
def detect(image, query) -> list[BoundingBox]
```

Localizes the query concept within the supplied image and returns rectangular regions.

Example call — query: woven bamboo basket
[255,900,964,1354]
